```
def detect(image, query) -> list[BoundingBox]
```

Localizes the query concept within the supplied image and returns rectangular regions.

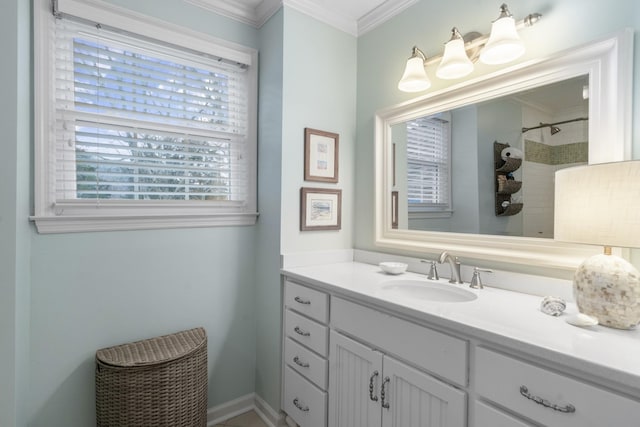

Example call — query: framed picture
[300,187,342,231]
[304,128,339,183]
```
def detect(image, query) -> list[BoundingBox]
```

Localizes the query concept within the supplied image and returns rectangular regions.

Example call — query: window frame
[32,0,258,233]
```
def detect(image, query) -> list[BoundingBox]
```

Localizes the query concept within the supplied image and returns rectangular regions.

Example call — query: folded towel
[501,147,523,160]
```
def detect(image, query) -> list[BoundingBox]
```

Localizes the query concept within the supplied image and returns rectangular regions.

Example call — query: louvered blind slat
[406,116,451,208]
[54,18,249,202]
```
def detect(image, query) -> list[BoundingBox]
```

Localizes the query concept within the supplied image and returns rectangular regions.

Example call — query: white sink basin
[379,279,477,303]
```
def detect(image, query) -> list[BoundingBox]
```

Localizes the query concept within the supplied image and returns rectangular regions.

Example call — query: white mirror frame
[375,29,633,273]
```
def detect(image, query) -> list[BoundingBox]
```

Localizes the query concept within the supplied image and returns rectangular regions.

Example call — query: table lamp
[554,160,640,329]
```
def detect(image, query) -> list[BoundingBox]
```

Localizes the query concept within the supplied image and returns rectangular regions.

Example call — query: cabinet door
[329,331,383,427]
[381,356,466,427]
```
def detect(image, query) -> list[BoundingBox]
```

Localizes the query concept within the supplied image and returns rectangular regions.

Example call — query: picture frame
[300,187,342,231]
[304,128,339,183]
[391,191,399,229]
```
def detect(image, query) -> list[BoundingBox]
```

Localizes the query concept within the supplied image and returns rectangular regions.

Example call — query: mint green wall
[1,0,31,426]
[280,8,357,253]
[355,0,640,270]
[29,229,259,426]
[255,8,285,411]
[9,2,265,426]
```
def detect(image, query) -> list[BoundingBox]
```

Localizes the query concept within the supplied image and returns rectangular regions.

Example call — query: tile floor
[213,410,269,427]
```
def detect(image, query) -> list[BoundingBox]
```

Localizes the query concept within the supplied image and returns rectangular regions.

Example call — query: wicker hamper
[95,327,207,427]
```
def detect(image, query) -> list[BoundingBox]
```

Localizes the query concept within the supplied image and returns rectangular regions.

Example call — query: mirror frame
[375,29,633,273]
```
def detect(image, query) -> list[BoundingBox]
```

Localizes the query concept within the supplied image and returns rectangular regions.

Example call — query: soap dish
[379,262,408,275]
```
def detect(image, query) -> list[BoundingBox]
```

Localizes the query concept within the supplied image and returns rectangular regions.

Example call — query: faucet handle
[470,267,493,289]
[420,259,439,280]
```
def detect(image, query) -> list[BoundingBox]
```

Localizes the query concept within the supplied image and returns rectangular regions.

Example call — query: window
[406,113,452,217]
[33,0,257,233]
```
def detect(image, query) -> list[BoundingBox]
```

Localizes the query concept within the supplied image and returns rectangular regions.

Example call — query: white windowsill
[30,212,259,234]
[409,210,453,220]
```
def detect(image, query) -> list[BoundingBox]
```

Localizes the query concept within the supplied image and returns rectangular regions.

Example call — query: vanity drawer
[331,297,467,386]
[475,347,640,427]
[285,309,328,356]
[474,400,534,427]
[285,337,328,390]
[285,280,329,323]
[283,366,327,427]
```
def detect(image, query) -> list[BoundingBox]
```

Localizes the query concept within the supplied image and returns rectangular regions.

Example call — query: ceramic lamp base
[574,253,640,329]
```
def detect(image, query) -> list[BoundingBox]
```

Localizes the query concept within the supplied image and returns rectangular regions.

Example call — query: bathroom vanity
[280,259,640,427]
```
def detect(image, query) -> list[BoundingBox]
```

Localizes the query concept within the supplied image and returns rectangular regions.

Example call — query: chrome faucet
[438,251,463,284]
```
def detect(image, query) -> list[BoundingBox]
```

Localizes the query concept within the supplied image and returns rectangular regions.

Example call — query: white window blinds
[406,115,451,211]
[54,19,250,202]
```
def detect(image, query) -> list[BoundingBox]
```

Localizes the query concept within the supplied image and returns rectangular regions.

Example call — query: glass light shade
[479,16,525,65]
[398,56,431,92]
[436,37,474,79]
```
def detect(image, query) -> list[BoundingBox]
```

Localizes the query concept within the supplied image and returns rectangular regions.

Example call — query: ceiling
[514,75,589,113]
[183,0,418,36]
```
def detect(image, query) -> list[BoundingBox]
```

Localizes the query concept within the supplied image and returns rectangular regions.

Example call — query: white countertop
[282,260,640,395]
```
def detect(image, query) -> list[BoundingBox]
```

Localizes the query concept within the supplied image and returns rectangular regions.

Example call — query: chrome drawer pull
[293,356,309,368]
[519,385,576,413]
[294,326,310,337]
[294,296,311,305]
[293,398,310,412]
[381,376,391,409]
[369,371,379,402]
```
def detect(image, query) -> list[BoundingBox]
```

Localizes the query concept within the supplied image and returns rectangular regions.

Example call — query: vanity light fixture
[397,46,431,92]
[398,3,541,92]
[479,3,525,65]
[436,28,475,80]
[554,161,640,329]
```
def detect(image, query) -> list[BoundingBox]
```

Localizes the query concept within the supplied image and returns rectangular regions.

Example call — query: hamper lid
[96,327,206,367]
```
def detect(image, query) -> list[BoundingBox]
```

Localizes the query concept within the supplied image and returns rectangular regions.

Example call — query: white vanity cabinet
[282,280,330,427]
[474,347,640,427]
[280,271,640,427]
[329,330,466,427]
[329,297,467,427]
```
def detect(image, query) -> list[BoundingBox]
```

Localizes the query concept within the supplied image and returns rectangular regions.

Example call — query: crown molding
[357,0,418,36]
[183,0,279,27]
[285,0,358,35]
[184,0,415,35]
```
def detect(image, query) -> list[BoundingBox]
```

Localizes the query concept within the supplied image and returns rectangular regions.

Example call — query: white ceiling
[183,0,418,36]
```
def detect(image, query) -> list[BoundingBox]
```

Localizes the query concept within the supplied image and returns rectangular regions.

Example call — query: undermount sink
[378,279,477,303]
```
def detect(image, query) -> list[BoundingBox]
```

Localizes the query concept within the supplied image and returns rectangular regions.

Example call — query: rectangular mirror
[375,30,633,273]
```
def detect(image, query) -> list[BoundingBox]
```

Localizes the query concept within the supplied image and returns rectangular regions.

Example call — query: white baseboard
[207,393,287,427]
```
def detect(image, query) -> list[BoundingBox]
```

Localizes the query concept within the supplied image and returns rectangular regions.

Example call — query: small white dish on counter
[379,262,408,275]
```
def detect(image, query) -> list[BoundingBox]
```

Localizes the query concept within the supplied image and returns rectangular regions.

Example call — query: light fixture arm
[496,3,512,20]
[409,45,427,62]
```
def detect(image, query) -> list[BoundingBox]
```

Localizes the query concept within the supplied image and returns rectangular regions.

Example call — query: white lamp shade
[554,160,640,248]
[436,38,474,79]
[479,16,525,65]
[398,56,431,92]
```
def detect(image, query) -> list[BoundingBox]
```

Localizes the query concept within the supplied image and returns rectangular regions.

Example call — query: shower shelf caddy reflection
[494,141,523,216]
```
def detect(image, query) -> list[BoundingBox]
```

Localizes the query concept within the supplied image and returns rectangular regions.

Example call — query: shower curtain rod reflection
[521,117,589,135]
